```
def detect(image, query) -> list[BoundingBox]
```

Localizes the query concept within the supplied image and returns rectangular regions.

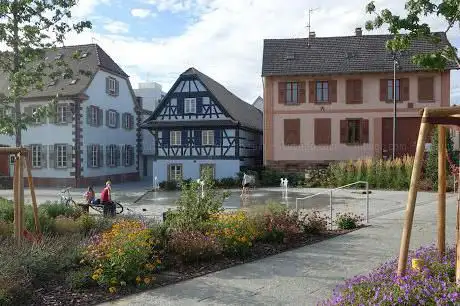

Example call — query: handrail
[295,181,370,228]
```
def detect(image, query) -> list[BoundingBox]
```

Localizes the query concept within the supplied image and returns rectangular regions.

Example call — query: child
[84,186,96,204]
[101,181,115,217]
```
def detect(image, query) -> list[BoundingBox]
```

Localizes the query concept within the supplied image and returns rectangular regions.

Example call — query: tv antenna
[307,8,318,47]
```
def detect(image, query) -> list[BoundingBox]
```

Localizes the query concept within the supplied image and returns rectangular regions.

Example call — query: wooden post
[457,169,460,285]
[397,109,431,276]
[23,156,40,234]
[438,125,447,256]
[18,153,25,237]
[13,155,21,245]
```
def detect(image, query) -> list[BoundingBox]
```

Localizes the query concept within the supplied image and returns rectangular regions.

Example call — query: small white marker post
[196,179,205,199]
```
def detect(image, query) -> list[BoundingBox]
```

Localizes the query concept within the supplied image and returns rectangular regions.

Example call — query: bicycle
[58,187,124,215]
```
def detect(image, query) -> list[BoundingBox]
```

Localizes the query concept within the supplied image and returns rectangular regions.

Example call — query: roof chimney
[355,27,362,36]
[309,31,316,38]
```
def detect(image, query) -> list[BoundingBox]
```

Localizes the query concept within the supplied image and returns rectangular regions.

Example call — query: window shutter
[340,120,348,143]
[329,80,337,102]
[66,103,73,123]
[87,145,92,168]
[98,108,103,126]
[130,146,135,166]
[86,106,91,125]
[355,80,363,103]
[66,145,73,168]
[41,145,47,168]
[418,76,434,102]
[346,80,353,104]
[98,145,103,168]
[214,129,222,146]
[181,130,187,146]
[162,130,169,148]
[299,82,306,103]
[116,145,121,167]
[314,118,331,145]
[115,80,119,96]
[48,145,56,168]
[116,112,120,128]
[284,119,300,145]
[25,145,32,168]
[194,130,202,146]
[309,81,315,103]
[130,114,135,129]
[361,119,369,143]
[105,77,110,94]
[122,113,127,129]
[196,97,203,113]
[278,82,286,104]
[106,145,110,166]
[105,110,109,127]
[401,78,410,101]
[122,145,127,166]
[380,79,387,101]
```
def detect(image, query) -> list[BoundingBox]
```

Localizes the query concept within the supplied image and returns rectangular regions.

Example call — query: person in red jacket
[101,180,115,217]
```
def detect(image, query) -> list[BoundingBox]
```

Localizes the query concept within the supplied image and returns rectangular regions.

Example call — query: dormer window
[184,98,196,113]
[70,79,78,85]
[55,53,63,60]
[80,52,89,59]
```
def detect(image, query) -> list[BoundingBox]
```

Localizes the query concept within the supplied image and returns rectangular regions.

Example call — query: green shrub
[0,220,12,236]
[159,180,179,191]
[218,177,239,188]
[300,211,329,233]
[261,210,302,243]
[55,216,81,234]
[40,201,83,219]
[335,212,364,230]
[65,266,97,290]
[167,230,222,263]
[425,129,456,189]
[0,198,14,222]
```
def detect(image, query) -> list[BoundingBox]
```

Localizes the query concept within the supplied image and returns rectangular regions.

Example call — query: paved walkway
[100,190,458,306]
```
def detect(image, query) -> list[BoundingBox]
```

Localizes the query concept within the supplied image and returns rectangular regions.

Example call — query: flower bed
[320,245,460,305]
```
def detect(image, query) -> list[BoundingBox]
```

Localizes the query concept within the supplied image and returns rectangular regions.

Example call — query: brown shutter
[354,79,363,103]
[346,80,353,104]
[314,118,331,145]
[361,119,369,143]
[284,119,300,145]
[299,82,306,103]
[309,81,315,103]
[380,79,387,101]
[401,78,410,101]
[418,76,434,102]
[278,82,286,104]
[329,80,337,102]
[340,120,348,143]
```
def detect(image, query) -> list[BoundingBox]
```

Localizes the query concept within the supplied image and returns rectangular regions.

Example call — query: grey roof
[262,32,458,76]
[144,68,263,132]
[0,44,129,99]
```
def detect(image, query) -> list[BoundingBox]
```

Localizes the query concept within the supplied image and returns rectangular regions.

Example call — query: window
[108,145,117,167]
[91,107,98,126]
[106,77,119,96]
[347,119,361,144]
[285,82,299,104]
[168,164,183,181]
[80,52,89,58]
[184,98,196,113]
[170,131,181,146]
[200,164,215,179]
[316,81,329,102]
[56,145,67,168]
[202,130,214,146]
[284,119,300,146]
[123,145,134,166]
[108,110,117,127]
[91,145,99,168]
[31,145,41,168]
[387,79,400,101]
[123,113,133,130]
[31,107,40,124]
[57,104,67,123]
[70,79,78,85]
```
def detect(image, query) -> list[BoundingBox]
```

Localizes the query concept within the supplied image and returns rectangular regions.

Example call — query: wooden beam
[397,109,432,276]
[438,125,447,257]
[422,117,460,126]
[0,147,28,154]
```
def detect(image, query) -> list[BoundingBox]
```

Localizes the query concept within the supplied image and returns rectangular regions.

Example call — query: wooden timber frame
[0,147,41,245]
[397,106,460,285]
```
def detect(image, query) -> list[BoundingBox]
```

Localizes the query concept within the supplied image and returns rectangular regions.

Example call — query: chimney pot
[355,27,362,36]
[309,31,316,38]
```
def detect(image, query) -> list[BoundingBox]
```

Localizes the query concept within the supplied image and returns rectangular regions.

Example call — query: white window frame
[108,77,117,95]
[169,164,183,181]
[31,145,41,168]
[108,111,117,127]
[170,131,181,146]
[57,104,67,123]
[109,145,116,167]
[124,145,131,166]
[124,113,132,129]
[91,106,98,126]
[184,98,196,114]
[202,130,214,146]
[56,145,67,168]
[91,145,99,168]
[31,107,40,123]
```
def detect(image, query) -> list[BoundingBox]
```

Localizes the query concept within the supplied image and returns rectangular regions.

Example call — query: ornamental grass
[320,245,460,305]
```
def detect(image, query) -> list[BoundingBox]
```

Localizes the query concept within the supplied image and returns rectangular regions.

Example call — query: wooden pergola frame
[397,106,460,284]
[0,147,40,245]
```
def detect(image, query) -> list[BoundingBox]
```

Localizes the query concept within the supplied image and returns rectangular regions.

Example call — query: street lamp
[392,52,401,160]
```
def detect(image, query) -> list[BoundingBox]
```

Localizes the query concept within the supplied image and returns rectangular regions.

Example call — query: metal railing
[295,181,370,230]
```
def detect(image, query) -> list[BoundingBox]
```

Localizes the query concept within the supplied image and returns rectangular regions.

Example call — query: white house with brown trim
[0,44,141,187]
[262,29,457,171]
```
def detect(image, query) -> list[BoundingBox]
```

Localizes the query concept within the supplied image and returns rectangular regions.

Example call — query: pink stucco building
[261,28,456,171]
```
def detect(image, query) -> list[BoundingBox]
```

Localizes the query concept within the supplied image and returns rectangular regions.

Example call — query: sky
[65,0,460,104]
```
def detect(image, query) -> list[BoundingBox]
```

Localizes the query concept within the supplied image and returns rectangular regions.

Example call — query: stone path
[99,190,458,306]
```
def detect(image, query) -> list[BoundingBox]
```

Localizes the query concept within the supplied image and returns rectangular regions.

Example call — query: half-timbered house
[141,68,263,182]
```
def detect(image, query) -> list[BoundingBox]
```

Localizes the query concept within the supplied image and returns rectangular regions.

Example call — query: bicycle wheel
[65,199,78,208]
[115,202,124,214]
[89,204,104,214]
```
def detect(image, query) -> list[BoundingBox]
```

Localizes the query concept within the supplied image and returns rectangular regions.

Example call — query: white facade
[153,159,240,181]
[134,82,165,112]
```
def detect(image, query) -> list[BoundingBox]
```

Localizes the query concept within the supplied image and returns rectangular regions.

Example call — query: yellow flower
[156,258,162,264]
[109,287,117,294]
[136,276,142,283]
[92,274,100,281]
[144,277,151,284]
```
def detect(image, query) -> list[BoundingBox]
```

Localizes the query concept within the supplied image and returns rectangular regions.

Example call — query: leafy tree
[425,128,456,188]
[365,0,459,70]
[0,0,92,145]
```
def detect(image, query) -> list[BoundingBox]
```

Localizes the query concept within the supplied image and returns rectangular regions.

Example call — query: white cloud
[103,20,129,34]
[66,0,460,102]
[73,0,111,18]
[131,8,155,18]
